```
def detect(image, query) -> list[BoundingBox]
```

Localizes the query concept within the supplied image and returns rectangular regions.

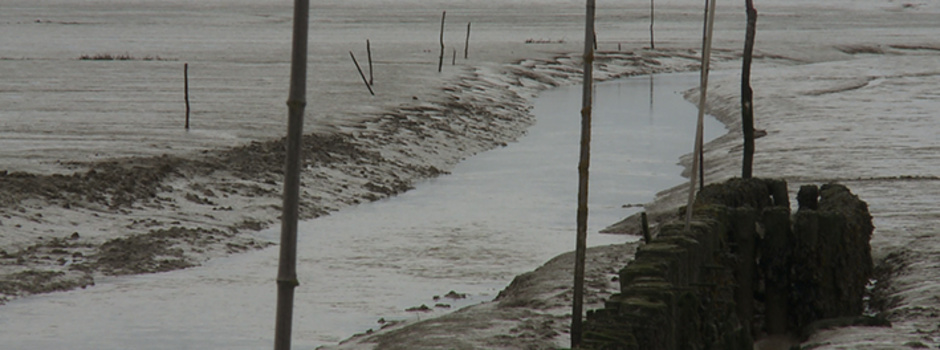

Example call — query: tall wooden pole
[741,0,757,178]
[685,0,717,229]
[274,0,309,348]
[571,0,595,348]
[438,11,446,72]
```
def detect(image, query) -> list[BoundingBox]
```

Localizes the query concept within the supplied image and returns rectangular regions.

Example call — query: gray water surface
[0,73,723,349]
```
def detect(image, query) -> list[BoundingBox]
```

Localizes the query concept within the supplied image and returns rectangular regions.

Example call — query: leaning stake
[685,0,717,229]
[274,0,309,349]
[350,51,375,96]
[366,39,374,86]
[571,0,595,348]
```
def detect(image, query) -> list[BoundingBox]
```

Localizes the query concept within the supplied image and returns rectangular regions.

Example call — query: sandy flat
[2,0,939,348]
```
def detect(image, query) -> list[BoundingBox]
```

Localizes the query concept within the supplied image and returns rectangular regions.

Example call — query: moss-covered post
[732,208,757,333]
[571,0,596,347]
[761,207,791,335]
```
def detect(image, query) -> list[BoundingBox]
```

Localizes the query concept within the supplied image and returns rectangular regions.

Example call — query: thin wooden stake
[274,0,309,349]
[366,39,374,86]
[452,48,456,65]
[350,51,375,96]
[641,212,651,244]
[742,0,758,179]
[593,30,598,51]
[650,0,655,49]
[571,0,595,348]
[464,22,471,59]
[685,0,717,230]
[184,63,190,130]
[438,11,446,72]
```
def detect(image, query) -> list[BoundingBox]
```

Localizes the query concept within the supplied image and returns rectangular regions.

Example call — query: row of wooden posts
[181,13,474,130]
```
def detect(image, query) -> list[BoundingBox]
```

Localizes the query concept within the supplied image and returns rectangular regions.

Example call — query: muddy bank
[0,49,722,304]
[327,242,640,350]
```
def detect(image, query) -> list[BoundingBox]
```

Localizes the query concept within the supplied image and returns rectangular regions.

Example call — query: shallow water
[0,73,722,349]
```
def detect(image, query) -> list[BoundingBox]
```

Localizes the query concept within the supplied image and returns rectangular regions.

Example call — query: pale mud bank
[329,25,940,350]
[605,50,940,348]
[0,49,714,303]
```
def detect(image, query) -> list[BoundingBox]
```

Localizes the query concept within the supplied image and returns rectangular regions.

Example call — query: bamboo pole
[274,0,309,348]
[366,39,374,86]
[438,11,446,72]
[184,63,190,130]
[742,0,757,178]
[350,51,375,96]
[685,0,717,229]
[571,0,595,348]
[464,22,471,59]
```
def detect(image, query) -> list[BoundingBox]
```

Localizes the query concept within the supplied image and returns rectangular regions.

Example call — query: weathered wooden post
[571,0,596,348]
[274,0,309,348]
[438,11,446,72]
[741,0,757,178]
[641,212,651,244]
[761,207,791,335]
